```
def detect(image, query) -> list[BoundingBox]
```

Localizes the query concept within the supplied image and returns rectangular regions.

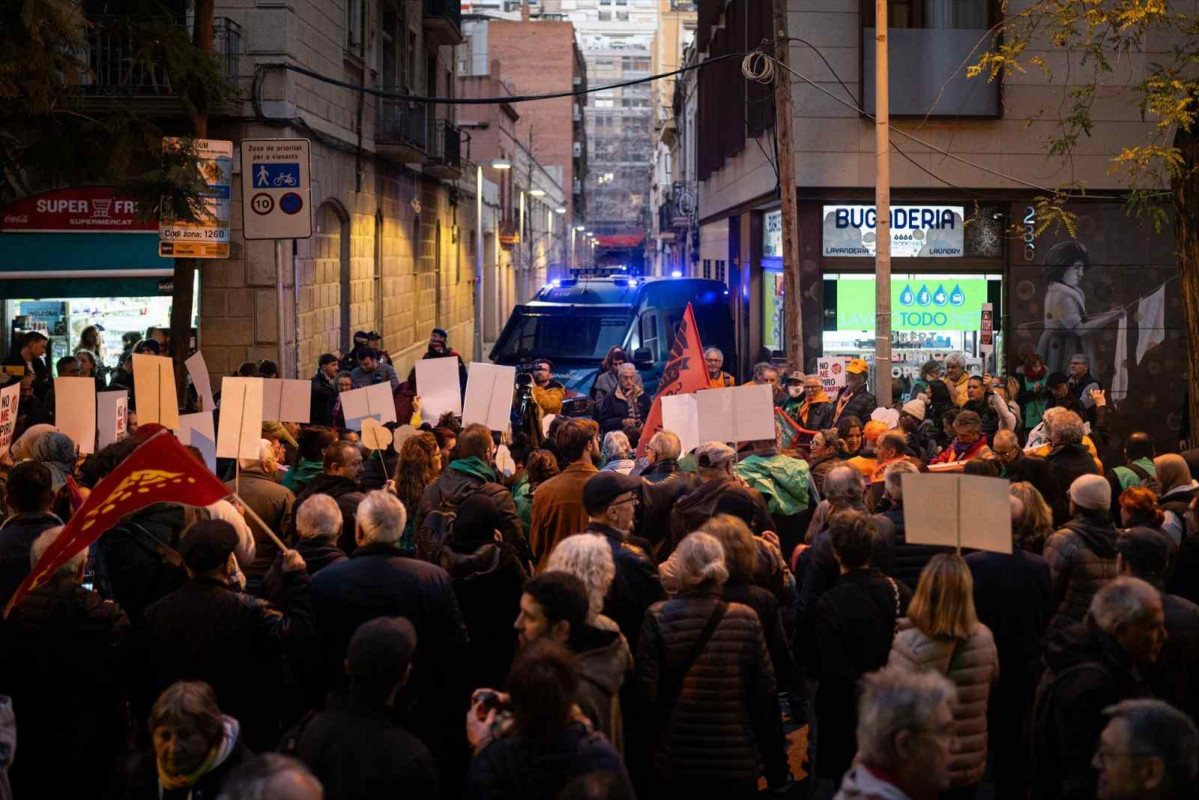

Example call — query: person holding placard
[351,349,399,391]
[2,331,49,396]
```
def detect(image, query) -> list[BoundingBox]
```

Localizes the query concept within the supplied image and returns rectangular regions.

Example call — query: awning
[0,232,170,297]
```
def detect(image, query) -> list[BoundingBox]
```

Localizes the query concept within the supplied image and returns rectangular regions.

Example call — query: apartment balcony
[425,120,463,180]
[423,0,464,47]
[77,15,241,114]
[377,99,427,162]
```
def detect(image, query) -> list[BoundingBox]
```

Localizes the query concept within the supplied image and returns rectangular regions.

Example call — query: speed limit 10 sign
[240,138,313,240]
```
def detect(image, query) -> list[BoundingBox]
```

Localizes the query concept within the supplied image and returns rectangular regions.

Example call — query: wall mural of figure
[1037,241,1124,375]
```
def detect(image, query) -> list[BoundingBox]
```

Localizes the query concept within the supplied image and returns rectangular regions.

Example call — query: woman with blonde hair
[888,554,998,795]
[1010,481,1054,554]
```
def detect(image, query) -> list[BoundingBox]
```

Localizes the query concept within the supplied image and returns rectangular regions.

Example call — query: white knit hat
[901,400,926,422]
[1069,474,1110,511]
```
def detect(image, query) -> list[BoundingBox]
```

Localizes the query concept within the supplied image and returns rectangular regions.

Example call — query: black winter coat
[442,541,528,690]
[638,459,702,554]
[723,579,794,694]
[291,692,440,800]
[1002,453,1058,511]
[1047,443,1101,526]
[96,503,188,625]
[668,479,775,557]
[310,372,338,427]
[144,572,315,750]
[1,578,132,795]
[810,568,911,779]
[966,549,1052,684]
[832,386,877,425]
[259,537,347,606]
[881,504,953,592]
[1031,617,1153,800]
[416,465,529,564]
[636,593,788,787]
[294,474,364,555]
[1151,592,1199,721]
[0,511,60,608]
[589,523,664,653]
[465,724,632,800]
[797,511,895,619]
[596,388,651,435]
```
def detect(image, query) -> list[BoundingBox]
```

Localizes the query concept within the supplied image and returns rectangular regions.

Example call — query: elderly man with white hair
[1044,409,1103,526]
[310,490,468,749]
[4,526,133,796]
[1032,577,1166,800]
[704,347,735,388]
[639,430,702,550]
[596,363,651,437]
[600,431,636,475]
[944,351,971,407]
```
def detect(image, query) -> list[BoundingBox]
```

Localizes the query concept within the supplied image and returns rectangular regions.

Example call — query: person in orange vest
[705,347,736,388]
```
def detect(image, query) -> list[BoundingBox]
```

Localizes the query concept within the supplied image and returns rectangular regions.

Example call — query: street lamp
[475,158,513,362]
[528,189,546,198]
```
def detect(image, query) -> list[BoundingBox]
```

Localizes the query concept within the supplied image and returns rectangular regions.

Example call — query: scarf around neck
[451,456,496,484]
[157,716,239,792]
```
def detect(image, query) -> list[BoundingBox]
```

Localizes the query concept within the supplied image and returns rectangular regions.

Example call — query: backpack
[1126,462,1163,496]
[417,491,475,564]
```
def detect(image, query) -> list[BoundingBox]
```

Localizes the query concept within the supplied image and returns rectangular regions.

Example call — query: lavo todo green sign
[837,278,988,331]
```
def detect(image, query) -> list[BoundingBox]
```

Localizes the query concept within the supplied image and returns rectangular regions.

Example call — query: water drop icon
[916,284,932,305]
[949,284,965,306]
[933,285,948,306]
[899,285,915,306]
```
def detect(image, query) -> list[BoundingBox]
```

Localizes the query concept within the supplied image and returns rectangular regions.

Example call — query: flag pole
[232,495,288,552]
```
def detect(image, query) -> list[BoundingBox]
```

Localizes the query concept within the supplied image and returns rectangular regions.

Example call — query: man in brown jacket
[529,419,600,571]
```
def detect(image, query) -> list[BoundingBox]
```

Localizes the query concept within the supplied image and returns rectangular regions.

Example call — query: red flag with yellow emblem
[4,431,230,617]
[636,303,709,457]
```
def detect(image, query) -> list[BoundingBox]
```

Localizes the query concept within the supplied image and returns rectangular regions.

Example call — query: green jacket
[1112,458,1156,492]
[734,452,812,516]
[282,458,324,493]
[512,473,533,530]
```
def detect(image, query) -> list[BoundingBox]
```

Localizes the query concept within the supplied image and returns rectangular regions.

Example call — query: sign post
[241,138,312,377]
[158,138,233,259]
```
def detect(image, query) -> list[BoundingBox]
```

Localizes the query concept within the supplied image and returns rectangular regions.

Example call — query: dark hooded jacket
[1031,617,1153,800]
[1047,443,1102,526]
[416,463,528,564]
[573,624,633,754]
[880,504,953,592]
[441,540,528,690]
[638,458,701,554]
[95,503,188,625]
[1043,511,1119,635]
[465,723,632,800]
[668,478,775,557]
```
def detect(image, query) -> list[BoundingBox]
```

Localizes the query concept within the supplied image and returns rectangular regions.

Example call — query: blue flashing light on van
[489,276,736,398]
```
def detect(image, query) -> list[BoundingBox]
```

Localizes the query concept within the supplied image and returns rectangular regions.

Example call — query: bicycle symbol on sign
[273,172,297,187]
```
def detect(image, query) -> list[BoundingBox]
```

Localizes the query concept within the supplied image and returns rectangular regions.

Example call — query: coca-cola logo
[4,215,28,224]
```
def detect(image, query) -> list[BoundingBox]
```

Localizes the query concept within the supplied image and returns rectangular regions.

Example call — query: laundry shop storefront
[0,188,197,370]
[798,200,1009,397]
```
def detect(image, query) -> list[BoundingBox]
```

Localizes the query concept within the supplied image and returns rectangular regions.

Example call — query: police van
[490,273,736,403]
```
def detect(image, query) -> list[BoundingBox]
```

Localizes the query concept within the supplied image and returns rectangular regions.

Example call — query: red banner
[1,187,155,233]
[636,303,709,457]
[4,432,230,617]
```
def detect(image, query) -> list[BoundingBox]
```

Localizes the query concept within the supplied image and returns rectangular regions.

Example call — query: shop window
[703,258,711,279]
[715,259,726,283]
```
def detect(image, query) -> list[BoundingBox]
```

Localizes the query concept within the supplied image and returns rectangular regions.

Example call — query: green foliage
[0,0,232,220]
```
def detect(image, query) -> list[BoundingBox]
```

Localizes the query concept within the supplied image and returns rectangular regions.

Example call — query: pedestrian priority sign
[240,138,312,240]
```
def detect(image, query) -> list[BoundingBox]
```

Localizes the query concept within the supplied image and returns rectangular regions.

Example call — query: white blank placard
[55,377,97,454]
[178,412,217,472]
[902,473,1012,554]
[217,377,264,460]
[416,357,462,424]
[185,351,215,412]
[340,383,397,430]
[695,383,775,444]
[261,378,312,423]
[133,354,179,429]
[462,363,516,431]
[97,390,128,449]
[661,393,699,454]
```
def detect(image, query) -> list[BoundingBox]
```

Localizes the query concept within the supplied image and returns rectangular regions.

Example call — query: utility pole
[169,0,215,401]
[872,0,893,405]
[772,0,804,375]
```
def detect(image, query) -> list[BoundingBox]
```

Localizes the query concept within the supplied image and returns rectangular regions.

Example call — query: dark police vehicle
[490,274,736,405]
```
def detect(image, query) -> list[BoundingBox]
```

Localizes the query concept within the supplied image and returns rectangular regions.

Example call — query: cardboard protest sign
[901,473,1012,554]
[0,384,19,454]
[185,351,215,412]
[340,383,397,431]
[216,377,264,460]
[360,418,394,451]
[462,363,516,431]
[177,412,217,472]
[132,354,179,429]
[261,379,312,423]
[695,383,775,444]
[97,390,128,449]
[55,377,97,454]
[661,393,699,455]
[817,357,849,394]
[495,444,516,479]
[416,357,462,424]
[392,424,419,453]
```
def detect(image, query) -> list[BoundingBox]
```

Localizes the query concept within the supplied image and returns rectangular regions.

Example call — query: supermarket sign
[822,204,965,258]
[1,187,156,233]
[837,277,988,331]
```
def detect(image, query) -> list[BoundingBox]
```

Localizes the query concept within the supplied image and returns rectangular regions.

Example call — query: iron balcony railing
[427,120,462,170]
[378,99,428,151]
[81,15,241,97]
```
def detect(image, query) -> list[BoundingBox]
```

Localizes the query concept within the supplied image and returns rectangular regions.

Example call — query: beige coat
[887,623,999,787]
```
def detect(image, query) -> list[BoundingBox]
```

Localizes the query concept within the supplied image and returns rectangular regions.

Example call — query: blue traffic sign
[252,163,300,189]
[280,192,304,215]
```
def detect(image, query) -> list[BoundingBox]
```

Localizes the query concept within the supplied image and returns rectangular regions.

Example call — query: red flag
[636,303,710,457]
[64,476,86,514]
[4,431,230,617]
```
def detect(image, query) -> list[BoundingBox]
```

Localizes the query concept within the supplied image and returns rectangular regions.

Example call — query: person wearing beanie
[1117,528,1199,719]
[143,520,314,750]
[1043,474,1120,635]
[290,617,439,799]
[899,398,939,463]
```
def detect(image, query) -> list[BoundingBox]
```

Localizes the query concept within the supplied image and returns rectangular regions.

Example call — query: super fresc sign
[822,205,965,258]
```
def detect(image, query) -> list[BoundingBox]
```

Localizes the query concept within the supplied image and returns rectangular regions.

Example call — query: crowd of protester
[1,332,1198,800]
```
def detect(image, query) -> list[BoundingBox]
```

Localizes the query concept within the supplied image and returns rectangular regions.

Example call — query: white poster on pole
[55,377,97,454]
[416,357,462,424]
[695,383,775,444]
[132,353,179,429]
[661,393,699,455]
[340,383,397,431]
[260,378,311,423]
[216,377,264,460]
[979,302,994,357]
[0,383,20,455]
[902,473,1012,554]
[185,351,215,412]
[178,412,217,472]
[462,363,516,431]
[97,390,128,449]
